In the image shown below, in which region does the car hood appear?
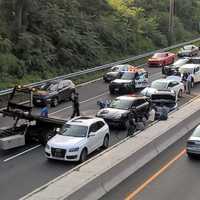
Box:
[149,58,164,62]
[97,108,129,119]
[48,134,85,148]
[112,79,132,84]
[141,87,157,97]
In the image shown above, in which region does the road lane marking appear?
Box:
[125,149,186,200]
[3,145,41,162]
[50,91,109,115]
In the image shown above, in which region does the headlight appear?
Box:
[69,147,80,152]
[45,144,50,150]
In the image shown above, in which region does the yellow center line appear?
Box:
[125,149,186,200]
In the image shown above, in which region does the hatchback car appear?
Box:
[187,125,200,158]
[33,79,75,107]
[45,116,110,162]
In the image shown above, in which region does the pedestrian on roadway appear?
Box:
[70,91,80,119]
[182,72,188,92]
[40,101,48,117]
[186,72,192,94]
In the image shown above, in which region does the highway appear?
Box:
[0,63,199,200]
[100,129,200,200]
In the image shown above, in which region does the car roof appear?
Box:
[67,116,104,126]
[116,95,148,101]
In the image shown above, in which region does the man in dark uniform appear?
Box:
[70,92,80,119]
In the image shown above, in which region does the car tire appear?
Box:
[79,148,88,163]
[102,135,109,149]
[178,89,183,98]
[109,89,114,95]
[187,153,195,159]
[51,97,59,107]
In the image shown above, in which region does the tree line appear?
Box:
[0,0,199,88]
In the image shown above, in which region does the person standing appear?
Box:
[40,102,48,117]
[70,92,80,119]
[182,72,188,93]
[186,72,192,94]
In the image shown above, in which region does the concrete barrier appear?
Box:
[20,96,200,200]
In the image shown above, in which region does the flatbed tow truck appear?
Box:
[0,85,67,150]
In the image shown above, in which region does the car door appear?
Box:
[133,99,149,117]
[194,66,200,82]
[87,123,99,153]
[95,121,107,148]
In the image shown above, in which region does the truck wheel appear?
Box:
[40,130,55,146]
[51,97,58,107]
[79,148,88,163]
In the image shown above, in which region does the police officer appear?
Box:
[70,92,80,119]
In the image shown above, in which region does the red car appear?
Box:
[148,52,176,67]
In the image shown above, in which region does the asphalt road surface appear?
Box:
[0,64,199,200]
[100,129,200,200]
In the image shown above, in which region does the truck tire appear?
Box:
[39,130,55,146]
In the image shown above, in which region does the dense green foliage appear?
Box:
[0,0,199,88]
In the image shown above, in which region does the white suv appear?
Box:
[179,64,200,87]
[45,116,110,162]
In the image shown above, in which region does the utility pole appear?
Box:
[169,0,175,44]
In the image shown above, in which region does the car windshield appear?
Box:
[183,46,192,50]
[151,81,168,90]
[121,72,135,80]
[41,83,58,92]
[152,53,165,58]
[60,124,88,137]
[192,125,200,137]
[173,59,187,66]
[109,98,133,110]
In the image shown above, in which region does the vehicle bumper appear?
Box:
[33,98,51,106]
[45,148,80,161]
[103,76,114,82]
[148,62,163,67]
[186,147,200,155]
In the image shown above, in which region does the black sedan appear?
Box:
[33,79,75,107]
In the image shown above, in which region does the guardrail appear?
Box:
[1,37,200,97]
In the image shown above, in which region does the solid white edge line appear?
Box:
[3,144,41,162]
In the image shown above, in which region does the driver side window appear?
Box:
[89,123,98,133]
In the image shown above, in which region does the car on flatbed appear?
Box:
[103,64,132,82]
[109,67,149,95]
[177,45,199,57]
[45,116,110,162]
[33,79,75,107]
[96,95,150,129]
[148,52,176,67]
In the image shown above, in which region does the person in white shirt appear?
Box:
[186,72,192,94]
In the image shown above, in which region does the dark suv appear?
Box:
[96,95,150,129]
[33,79,75,107]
